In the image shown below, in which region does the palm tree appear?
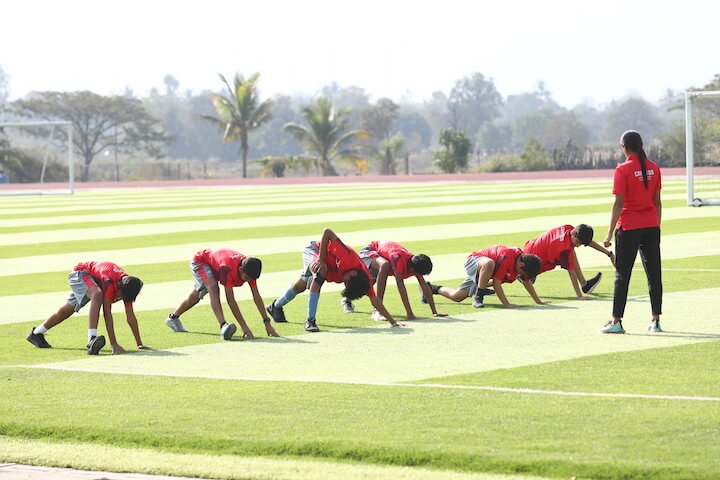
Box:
[203,72,272,178]
[283,98,366,176]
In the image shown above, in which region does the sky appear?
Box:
[1,0,718,109]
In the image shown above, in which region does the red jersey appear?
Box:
[192,248,256,288]
[367,241,415,279]
[469,246,522,284]
[316,239,375,297]
[613,154,662,230]
[74,261,128,303]
[523,225,575,273]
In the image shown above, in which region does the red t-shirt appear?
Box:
[367,241,415,279]
[317,239,376,297]
[74,261,128,304]
[192,248,256,288]
[523,225,575,273]
[613,154,662,230]
[469,246,522,284]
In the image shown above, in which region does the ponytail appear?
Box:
[620,130,648,189]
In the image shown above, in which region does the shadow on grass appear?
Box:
[626,331,720,340]
[327,326,414,335]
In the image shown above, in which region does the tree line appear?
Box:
[1,65,719,182]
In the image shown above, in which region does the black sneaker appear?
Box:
[266,301,287,323]
[421,283,441,304]
[304,318,320,332]
[582,273,602,294]
[87,335,106,355]
[26,330,52,348]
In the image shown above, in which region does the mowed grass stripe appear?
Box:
[0,194,694,246]
[0,206,716,273]
[0,184,617,220]
[25,288,720,386]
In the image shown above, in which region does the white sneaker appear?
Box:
[371,310,386,322]
[165,314,188,332]
[341,297,355,313]
[220,322,237,340]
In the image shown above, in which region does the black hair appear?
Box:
[519,254,541,281]
[241,257,262,280]
[575,224,594,246]
[621,130,648,189]
[410,254,433,275]
[341,269,371,300]
[119,276,143,302]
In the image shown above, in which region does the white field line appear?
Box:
[1,206,717,278]
[15,366,719,402]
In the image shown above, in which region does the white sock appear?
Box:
[33,325,48,335]
[88,329,98,342]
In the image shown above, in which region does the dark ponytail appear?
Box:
[621,130,648,189]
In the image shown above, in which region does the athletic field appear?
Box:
[1,178,719,480]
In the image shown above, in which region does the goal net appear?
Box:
[686,91,720,206]
[0,120,75,195]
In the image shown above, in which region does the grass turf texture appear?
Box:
[1,179,719,480]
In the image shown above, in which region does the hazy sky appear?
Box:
[2,0,717,108]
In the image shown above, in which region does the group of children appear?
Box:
[26,224,615,355]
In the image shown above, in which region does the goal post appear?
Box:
[0,120,74,195]
[686,90,720,206]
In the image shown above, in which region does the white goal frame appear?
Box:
[685,90,720,206]
[0,120,75,195]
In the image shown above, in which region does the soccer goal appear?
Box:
[0,120,74,195]
[686,90,720,206]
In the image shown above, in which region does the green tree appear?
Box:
[434,128,470,173]
[477,122,512,154]
[203,72,273,178]
[284,98,367,176]
[603,97,661,143]
[361,98,400,174]
[448,72,503,139]
[519,137,552,171]
[11,91,169,182]
[0,65,8,104]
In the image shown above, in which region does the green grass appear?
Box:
[1,178,719,480]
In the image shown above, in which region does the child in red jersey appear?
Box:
[524,224,615,299]
[26,261,146,355]
[353,240,447,321]
[424,246,545,308]
[165,249,278,340]
[266,228,403,332]
[601,130,663,334]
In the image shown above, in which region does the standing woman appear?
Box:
[601,130,663,334]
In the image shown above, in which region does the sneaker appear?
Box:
[26,330,52,349]
[165,313,188,332]
[421,283,441,304]
[220,322,237,340]
[341,297,355,314]
[600,321,625,334]
[266,301,287,323]
[582,272,602,294]
[305,318,320,332]
[647,321,662,333]
[472,288,495,308]
[87,335,106,355]
[371,310,386,322]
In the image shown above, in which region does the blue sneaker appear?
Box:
[600,321,625,334]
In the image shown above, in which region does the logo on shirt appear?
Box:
[634,169,655,179]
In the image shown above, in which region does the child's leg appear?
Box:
[173,290,201,317]
[275,278,307,308]
[437,286,470,302]
[36,303,75,333]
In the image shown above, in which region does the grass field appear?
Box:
[1,178,719,480]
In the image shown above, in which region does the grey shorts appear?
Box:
[190,261,215,300]
[300,241,321,289]
[66,270,95,313]
[457,256,482,296]
[358,246,378,282]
